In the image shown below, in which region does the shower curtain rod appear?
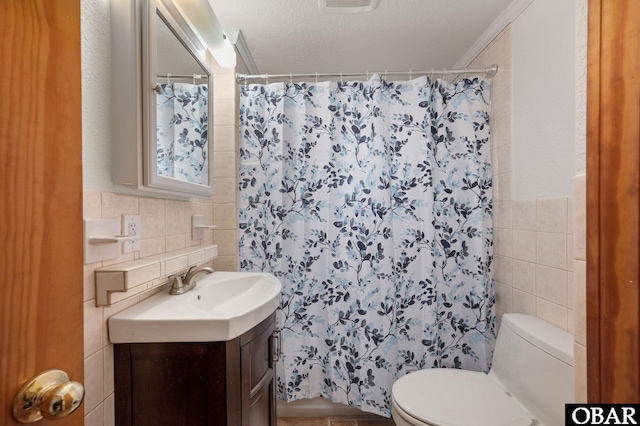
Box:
[235,64,498,83]
[156,74,208,79]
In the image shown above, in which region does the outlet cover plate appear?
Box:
[122,215,141,253]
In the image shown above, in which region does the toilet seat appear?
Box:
[392,369,534,426]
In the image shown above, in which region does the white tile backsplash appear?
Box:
[536,297,568,330]
[104,393,115,426]
[101,193,138,218]
[496,282,513,313]
[536,232,567,269]
[103,344,115,395]
[84,300,104,357]
[573,174,587,261]
[495,201,513,229]
[535,265,568,306]
[536,198,568,233]
[139,236,166,258]
[491,113,512,148]
[213,125,238,153]
[513,199,537,231]
[83,189,102,219]
[165,200,187,234]
[165,233,186,252]
[139,197,166,238]
[494,228,513,257]
[497,144,513,173]
[574,259,587,346]
[512,289,536,315]
[84,403,103,426]
[512,230,537,262]
[512,260,536,294]
[494,255,513,285]
[84,350,104,414]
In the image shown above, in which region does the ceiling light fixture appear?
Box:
[171,0,236,68]
[318,0,379,14]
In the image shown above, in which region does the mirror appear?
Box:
[110,0,214,198]
[145,1,214,196]
[154,14,210,187]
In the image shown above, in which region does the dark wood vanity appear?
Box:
[114,313,276,426]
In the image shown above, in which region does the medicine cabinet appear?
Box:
[111,0,214,198]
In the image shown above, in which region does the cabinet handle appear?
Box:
[272,329,282,362]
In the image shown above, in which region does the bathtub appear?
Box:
[277,397,364,417]
[275,362,365,417]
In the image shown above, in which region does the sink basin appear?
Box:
[109,271,282,343]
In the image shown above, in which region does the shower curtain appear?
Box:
[238,75,495,417]
[156,82,209,185]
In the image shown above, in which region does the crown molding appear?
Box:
[453,0,534,69]
[226,29,260,75]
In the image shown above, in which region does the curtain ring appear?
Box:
[384,70,388,80]
[442,68,446,80]
[340,71,343,84]
[167,72,171,85]
[266,74,269,84]
[315,73,318,84]
[192,74,196,85]
[290,73,293,85]
[409,69,413,80]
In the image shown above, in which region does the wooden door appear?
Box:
[587,0,640,402]
[0,1,84,424]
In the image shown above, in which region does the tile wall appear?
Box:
[211,56,242,272]
[572,174,587,402]
[496,197,575,331]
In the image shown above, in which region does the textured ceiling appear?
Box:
[208,0,514,75]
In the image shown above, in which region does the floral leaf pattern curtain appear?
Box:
[156,82,209,184]
[238,75,495,417]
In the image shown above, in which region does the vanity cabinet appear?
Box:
[114,313,276,426]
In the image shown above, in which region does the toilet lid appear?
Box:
[392,369,534,426]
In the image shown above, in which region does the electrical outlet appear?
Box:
[122,215,141,253]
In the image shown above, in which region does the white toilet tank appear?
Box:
[490,314,574,426]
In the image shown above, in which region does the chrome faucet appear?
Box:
[169,265,214,295]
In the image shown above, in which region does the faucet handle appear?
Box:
[168,273,187,295]
[180,265,196,279]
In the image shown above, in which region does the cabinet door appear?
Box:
[115,342,229,426]
[241,318,276,426]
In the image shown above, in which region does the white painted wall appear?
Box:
[575,0,588,175]
[512,0,576,199]
[82,0,118,193]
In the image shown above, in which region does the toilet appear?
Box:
[391,314,574,426]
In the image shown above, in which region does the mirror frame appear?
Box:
[110,0,215,198]
[143,0,214,197]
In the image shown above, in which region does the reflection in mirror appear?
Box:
[155,12,209,186]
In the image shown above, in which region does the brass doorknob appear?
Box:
[12,369,84,423]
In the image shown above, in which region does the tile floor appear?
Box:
[277,416,395,425]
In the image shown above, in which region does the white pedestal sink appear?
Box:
[109,271,282,343]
